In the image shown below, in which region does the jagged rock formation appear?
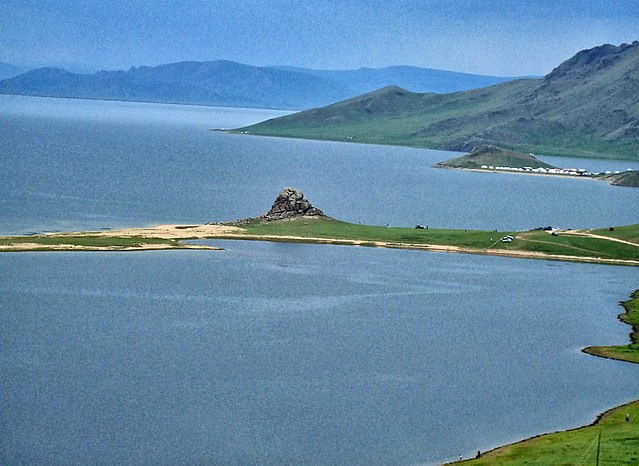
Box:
[261,187,325,221]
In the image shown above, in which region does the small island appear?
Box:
[436,145,639,187]
[437,145,557,171]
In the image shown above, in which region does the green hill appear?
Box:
[437,145,557,169]
[597,170,639,187]
[238,42,639,161]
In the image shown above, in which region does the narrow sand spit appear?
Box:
[0,224,243,251]
[82,223,245,239]
[0,242,218,252]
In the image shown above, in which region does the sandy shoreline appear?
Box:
[0,224,242,252]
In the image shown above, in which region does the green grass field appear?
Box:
[588,225,639,243]
[507,230,639,260]
[243,218,509,248]
[241,219,639,262]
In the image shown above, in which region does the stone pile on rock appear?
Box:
[261,187,325,221]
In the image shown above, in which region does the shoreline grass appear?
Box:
[238,218,639,264]
[583,290,639,364]
[2,220,638,265]
[451,400,639,465]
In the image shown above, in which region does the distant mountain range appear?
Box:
[0,60,518,110]
[239,42,639,161]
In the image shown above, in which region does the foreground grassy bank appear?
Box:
[452,400,638,465]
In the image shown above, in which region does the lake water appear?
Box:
[0,96,638,465]
[1,95,638,235]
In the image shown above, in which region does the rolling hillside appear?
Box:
[240,42,639,161]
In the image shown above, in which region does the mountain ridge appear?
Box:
[0,60,520,110]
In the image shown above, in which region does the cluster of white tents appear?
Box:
[479,165,634,177]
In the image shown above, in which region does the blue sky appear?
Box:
[1,0,637,75]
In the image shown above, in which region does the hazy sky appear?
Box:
[1,0,637,76]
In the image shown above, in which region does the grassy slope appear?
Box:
[240,80,635,160]
[437,145,558,169]
[241,218,639,262]
[238,44,639,161]
[240,81,537,148]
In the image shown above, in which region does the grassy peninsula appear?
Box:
[0,231,216,251]
[597,170,639,188]
[235,218,639,265]
[437,145,639,187]
[3,219,638,267]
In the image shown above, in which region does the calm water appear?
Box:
[1,244,637,464]
[0,96,638,464]
[1,95,638,235]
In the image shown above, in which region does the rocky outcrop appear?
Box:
[261,187,325,221]
[222,187,328,225]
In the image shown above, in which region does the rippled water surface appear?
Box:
[1,96,638,464]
